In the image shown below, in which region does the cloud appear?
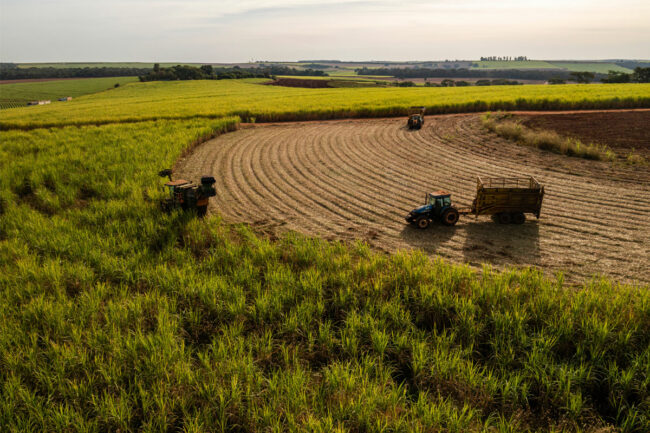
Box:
[1,0,649,62]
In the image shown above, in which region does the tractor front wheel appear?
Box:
[415,216,430,229]
[160,199,172,213]
[441,208,460,226]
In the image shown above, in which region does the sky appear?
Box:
[1,0,649,62]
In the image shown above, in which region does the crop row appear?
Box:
[1,115,649,431]
[1,79,650,129]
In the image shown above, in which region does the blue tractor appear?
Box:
[405,190,460,229]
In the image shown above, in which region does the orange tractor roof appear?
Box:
[165,179,190,186]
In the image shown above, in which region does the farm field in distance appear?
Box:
[2,79,650,128]
[11,59,646,77]
[473,60,559,69]
[0,76,138,109]
[1,78,649,432]
[547,62,633,73]
[473,60,635,73]
[15,62,202,69]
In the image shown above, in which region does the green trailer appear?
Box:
[465,176,545,224]
[406,176,544,227]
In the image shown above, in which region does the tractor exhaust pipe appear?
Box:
[158,169,173,181]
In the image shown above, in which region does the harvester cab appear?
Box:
[407,106,426,130]
[405,190,460,228]
[158,169,216,217]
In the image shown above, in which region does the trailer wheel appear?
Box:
[512,212,526,224]
[415,216,430,229]
[497,212,512,224]
[441,208,459,226]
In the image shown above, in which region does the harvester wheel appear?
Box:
[415,216,430,229]
[197,205,208,217]
[512,212,526,224]
[160,200,172,213]
[441,208,459,226]
[497,212,512,224]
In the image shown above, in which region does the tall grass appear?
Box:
[481,112,616,161]
[1,118,648,432]
[1,80,650,129]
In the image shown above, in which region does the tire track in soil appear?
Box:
[177,115,650,285]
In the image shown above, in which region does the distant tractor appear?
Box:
[405,176,545,228]
[158,169,216,217]
[407,106,426,130]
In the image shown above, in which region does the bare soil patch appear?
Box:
[176,115,650,284]
[266,78,332,88]
[519,110,650,157]
[371,76,547,85]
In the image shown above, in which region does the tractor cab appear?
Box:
[407,106,426,130]
[405,190,460,228]
[164,179,190,196]
[426,191,452,210]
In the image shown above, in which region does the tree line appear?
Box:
[0,63,151,80]
[480,56,528,61]
[392,79,522,88]
[357,66,650,83]
[0,63,329,81]
[138,64,328,81]
[601,67,650,83]
[559,68,650,84]
[356,67,580,81]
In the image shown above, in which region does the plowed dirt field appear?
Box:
[177,114,650,284]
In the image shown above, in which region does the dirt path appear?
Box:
[176,114,650,285]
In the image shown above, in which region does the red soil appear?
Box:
[266,78,332,88]
[518,110,650,155]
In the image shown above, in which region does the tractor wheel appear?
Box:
[497,212,512,224]
[512,212,526,224]
[196,205,208,217]
[415,216,430,229]
[441,208,460,226]
[160,200,172,213]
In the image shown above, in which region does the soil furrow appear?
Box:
[177,115,650,285]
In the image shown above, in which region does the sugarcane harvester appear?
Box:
[407,106,426,130]
[406,176,545,228]
[158,169,216,217]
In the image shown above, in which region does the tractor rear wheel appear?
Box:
[160,199,172,213]
[497,212,512,224]
[441,208,459,226]
[512,212,526,224]
[415,216,430,229]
